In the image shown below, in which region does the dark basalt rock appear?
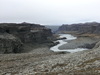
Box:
[57,37,67,40]
[57,22,100,34]
[0,23,52,54]
[0,34,22,53]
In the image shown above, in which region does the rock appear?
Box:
[57,22,100,34]
[94,41,100,48]
[0,23,53,53]
[50,41,59,47]
[57,37,67,40]
[0,33,22,53]
[79,43,96,49]
[59,37,98,50]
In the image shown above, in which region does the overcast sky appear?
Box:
[0,0,100,25]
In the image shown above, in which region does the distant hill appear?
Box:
[45,25,60,33]
[57,22,100,34]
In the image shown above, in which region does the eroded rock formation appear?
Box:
[0,22,52,53]
[57,22,100,34]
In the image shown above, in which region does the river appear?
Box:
[50,34,88,53]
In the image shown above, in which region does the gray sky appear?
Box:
[0,0,100,25]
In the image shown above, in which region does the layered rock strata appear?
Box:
[57,22,100,34]
[0,23,52,53]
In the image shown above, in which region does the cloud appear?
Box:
[0,0,100,25]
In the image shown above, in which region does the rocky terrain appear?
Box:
[59,35,99,50]
[57,22,100,34]
[0,22,100,75]
[0,22,53,53]
[57,22,100,50]
[0,34,100,75]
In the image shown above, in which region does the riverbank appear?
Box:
[1,39,100,75]
[50,34,88,53]
[0,33,100,75]
[59,35,99,50]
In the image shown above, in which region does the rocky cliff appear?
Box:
[57,22,100,34]
[0,22,52,53]
[0,22,100,75]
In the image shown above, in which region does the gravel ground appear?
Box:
[1,45,100,75]
[0,47,66,75]
[0,34,100,75]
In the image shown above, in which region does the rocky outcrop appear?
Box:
[0,33,22,53]
[57,22,100,34]
[0,22,52,53]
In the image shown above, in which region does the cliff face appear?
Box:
[57,22,100,34]
[0,23,52,53]
[0,34,22,54]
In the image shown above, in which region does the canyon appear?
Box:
[57,22,100,34]
[0,22,53,53]
[0,22,100,75]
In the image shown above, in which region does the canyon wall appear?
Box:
[0,23,52,53]
[57,22,100,34]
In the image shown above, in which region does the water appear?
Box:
[50,34,88,53]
